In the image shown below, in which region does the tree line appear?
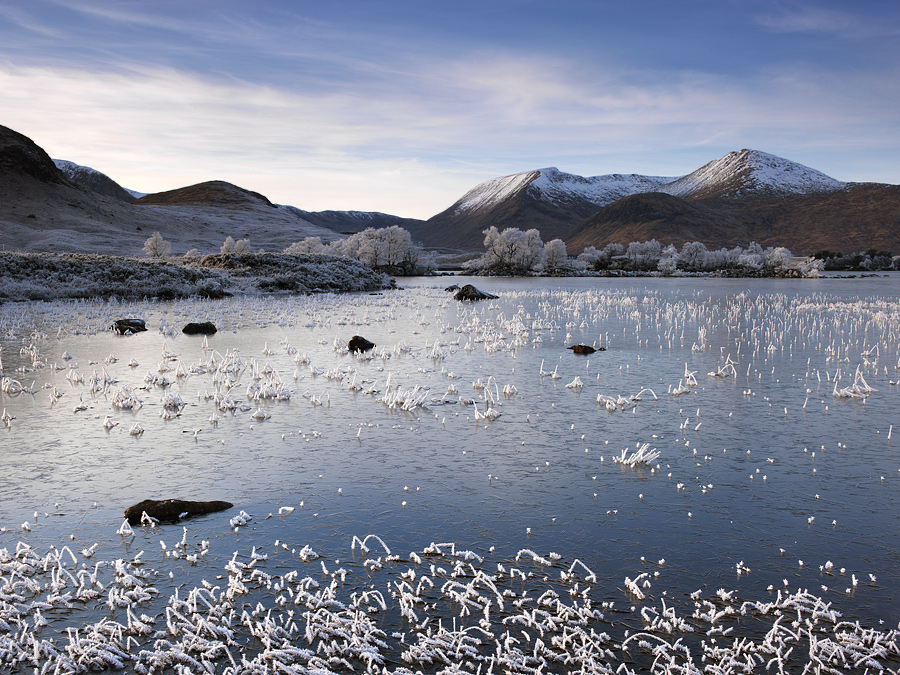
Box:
[144,225,897,278]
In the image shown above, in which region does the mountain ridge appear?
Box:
[2,122,897,257]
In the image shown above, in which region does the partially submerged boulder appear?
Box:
[454,284,497,302]
[348,335,375,352]
[182,321,218,335]
[112,319,147,335]
[568,344,605,355]
[124,498,233,525]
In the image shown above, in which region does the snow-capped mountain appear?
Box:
[428,167,680,249]
[659,149,846,200]
[52,159,137,202]
[424,150,863,251]
[452,167,677,215]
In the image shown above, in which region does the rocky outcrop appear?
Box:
[348,335,375,352]
[112,319,148,335]
[124,499,234,524]
[454,284,498,301]
[567,344,605,355]
[182,321,218,335]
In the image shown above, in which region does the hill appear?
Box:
[0,125,339,256]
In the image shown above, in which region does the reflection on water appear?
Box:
[1,275,899,669]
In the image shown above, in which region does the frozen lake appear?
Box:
[1,275,899,672]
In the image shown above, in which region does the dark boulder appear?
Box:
[568,344,605,355]
[112,319,147,335]
[182,321,218,335]
[124,499,233,525]
[348,335,375,352]
[444,284,460,292]
[454,284,498,301]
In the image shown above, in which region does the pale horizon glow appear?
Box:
[1,0,898,219]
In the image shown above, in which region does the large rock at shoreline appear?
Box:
[124,498,234,524]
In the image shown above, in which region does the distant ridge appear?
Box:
[53,159,135,202]
[2,122,898,257]
[133,180,277,207]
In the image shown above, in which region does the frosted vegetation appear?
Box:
[284,226,435,276]
[0,252,393,302]
[467,227,827,278]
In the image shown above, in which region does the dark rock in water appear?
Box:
[124,499,233,525]
[454,284,498,301]
[568,344,605,355]
[444,284,460,292]
[112,318,147,335]
[348,335,375,352]
[182,321,218,335]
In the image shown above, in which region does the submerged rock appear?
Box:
[182,321,218,335]
[348,335,375,352]
[454,284,498,301]
[124,499,233,524]
[568,344,605,355]
[112,319,147,335]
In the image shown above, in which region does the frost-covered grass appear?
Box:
[0,252,393,301]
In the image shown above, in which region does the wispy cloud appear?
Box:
[2,40,898,216]
[754,3,890,38]
[0,4,64,38]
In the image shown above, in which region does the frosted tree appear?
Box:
[543,239,569,272]
[738,241,765,269]
[657,244,678,275]
[284,237,326,255]
[476,227,545,275]
[320,226,425,274]
[625,239,661,270]
[142,231,171,258]
[765,247,793,271]
[221,236,250,254]
[678,241,709,271]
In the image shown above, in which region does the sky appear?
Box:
[1,0,898,218]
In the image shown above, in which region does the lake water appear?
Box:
[1,275,899,672]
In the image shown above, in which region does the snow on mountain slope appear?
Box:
[659,149,846,199]
[53,158,140,201]
[455,170,541,213]
[530,167,679,206]
[454,167,679,215]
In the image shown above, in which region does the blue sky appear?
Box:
[1,0,898,218]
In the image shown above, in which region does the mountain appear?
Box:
[423,167,677,250]
[567,151,900,254]
[658,149,847,200]
[127,181,341,251]
[421,149,899,255]
[278,206,426,237]
[52,159,136,202]
[0,124,339,255]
